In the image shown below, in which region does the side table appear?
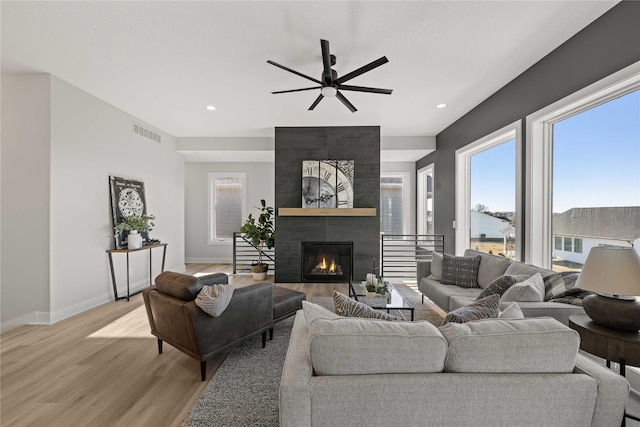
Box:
[106,243,168,301]
[569,314,640,425]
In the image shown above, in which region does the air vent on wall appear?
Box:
[132,123,161,143]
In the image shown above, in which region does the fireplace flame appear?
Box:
[320,257,327,270]
[329,260,336,273]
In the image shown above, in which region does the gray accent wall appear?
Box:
[416,1,640,256]
[275,126,380,282]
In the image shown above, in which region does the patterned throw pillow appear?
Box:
[443,294,500,324]
[441,254,481,288]
[332,291,400,321]
[476,275,518,300]
[195,284,235,317]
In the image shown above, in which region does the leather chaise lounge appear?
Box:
[143,271,273,380]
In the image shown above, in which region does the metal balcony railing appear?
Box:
[232,232,275,274]
[380,234,444,279]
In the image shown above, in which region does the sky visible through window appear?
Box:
[553,89,639,213]
[470,89,639,214]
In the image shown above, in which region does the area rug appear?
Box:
[183,285,444,426]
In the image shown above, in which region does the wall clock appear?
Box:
[302,160,354,208]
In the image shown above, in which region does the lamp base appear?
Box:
[582,294,640,332]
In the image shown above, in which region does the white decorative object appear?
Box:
[127,230,143,249]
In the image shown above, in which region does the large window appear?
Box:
[380,173,409,235]
[208,173,246,243]
[455,122,521,257]
[417,165,434,235]
[528,64,640,269]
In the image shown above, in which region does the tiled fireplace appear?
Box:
[274,126,380,282]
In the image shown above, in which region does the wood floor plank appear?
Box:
[0,264,346,427]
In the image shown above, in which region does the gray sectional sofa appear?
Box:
[418,249,585,325]
[279,301,629,427]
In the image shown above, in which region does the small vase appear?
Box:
[127,230,143,249]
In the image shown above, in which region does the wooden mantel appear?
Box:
[278,208,377,217]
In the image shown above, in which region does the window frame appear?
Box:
[417,164,435,236]
[455,121,522,257]
[207,172,247,244]
[380,172,411,236]
[526,61,640,268]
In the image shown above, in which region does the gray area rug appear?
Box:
[183,286,444,426]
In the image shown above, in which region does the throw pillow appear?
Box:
[332,291,400,321]
[501,273,545,302]
[427,251,444,280]
[543,271,580,301]
[443,294,500,324]
[476,275,518,300]
[441,254,481,288]
[498,302,525,319]
[195,284,235,317]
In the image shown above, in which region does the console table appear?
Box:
[569,314,640,425]
[106,243,167,301]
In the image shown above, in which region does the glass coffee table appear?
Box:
[348,280,414,320]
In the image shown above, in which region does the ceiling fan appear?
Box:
[267,39,392,113]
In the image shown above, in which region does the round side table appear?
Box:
[569,314,640,425]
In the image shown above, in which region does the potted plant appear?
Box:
[240,200,275,280]
[114,213,156,249]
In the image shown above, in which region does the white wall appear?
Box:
[1,74,185,331]
[1,74,52,326]
[381,162,416,234]
[185,162,274,263]
[470,211,510,239]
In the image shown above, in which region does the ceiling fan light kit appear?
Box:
[268,39,392,112]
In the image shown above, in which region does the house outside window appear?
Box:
[563,237,572,252]
[380,173,409,236]
[554,236,562,250]
[574,238,583,254]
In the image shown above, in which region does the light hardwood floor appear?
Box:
[0,264,346,427]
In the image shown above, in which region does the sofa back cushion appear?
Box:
[439,317,579,373]
[504,260,555,279]
[155,271,203,301]
[308,318,447,376]
[463,249,511,288]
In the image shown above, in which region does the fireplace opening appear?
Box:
[301,242,353,282]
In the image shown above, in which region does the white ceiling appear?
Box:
[1,1,618,162]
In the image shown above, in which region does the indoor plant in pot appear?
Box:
[114,213,156,249]
[240,199,275,280]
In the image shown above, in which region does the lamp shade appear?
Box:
[576,246,640,296]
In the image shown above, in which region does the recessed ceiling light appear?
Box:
[206,105,216,111]
[436,103,447,109]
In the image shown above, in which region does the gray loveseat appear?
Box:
[418,249,585,325]
[280,302,629,427]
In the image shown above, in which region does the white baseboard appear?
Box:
[185,257,232,264]
[1,264,187,334]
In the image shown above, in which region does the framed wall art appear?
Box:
[302,160,354,208]
[109,176,147,248]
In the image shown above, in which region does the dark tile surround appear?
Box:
[274,126,381,282]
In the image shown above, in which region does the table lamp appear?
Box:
[575,246,640,332]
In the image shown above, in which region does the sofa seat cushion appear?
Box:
[308,317,447,376]
[421,278,482,311]
[439,317,579,373]
[463,249,511,288]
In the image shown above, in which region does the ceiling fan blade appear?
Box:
[335,56,389,84]
[308,94,324,110]
[338,84,393,95]
[321,39,333,85]
[267,60,323,85]
[271,86,321,94]
[336,91,357,113]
